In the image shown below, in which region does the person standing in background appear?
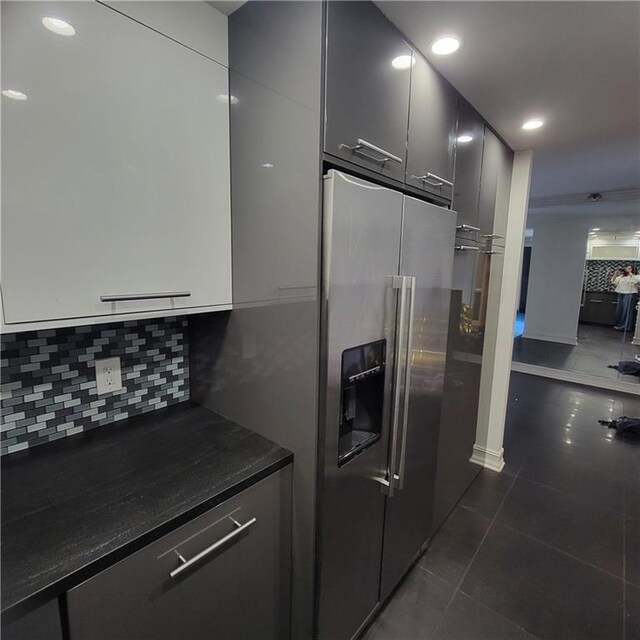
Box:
[611,265,640,331]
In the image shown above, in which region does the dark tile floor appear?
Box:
[363,373,640,640]
[512,323,638,383]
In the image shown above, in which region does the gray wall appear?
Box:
[524,219,590,344]
[189,3,323,638]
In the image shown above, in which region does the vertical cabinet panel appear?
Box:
[67,468,292,640]
[324,1,411,184]
[405,53,458,201]
[477,127,503,236]
[1,1,231,324]
[452,99,485,231]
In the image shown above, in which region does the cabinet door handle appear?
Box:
[455,245,481,252]
[339,138,403,165]
[457,224,481,232]
[412,172,454,188]
[100,291,191,302]
[480,233,505,239]
[590,300,603,304]
[170,516,257,579]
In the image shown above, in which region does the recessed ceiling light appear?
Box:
[261,163,274,169]
[431,36,460,55]
[42,17,75,36]
[457,134,473,143]
[391,55,415,70]
[2,89,27,101]
[522,118,544,130]
[216,94,239,105]
[591,228,600,231]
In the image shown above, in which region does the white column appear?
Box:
[633,299,640,346]
[472,150,533,472]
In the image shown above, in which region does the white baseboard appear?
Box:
[520,331,578,346]
[511,361,640,395]
[470,444,505,472]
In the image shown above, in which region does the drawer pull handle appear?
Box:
[100,291,191,302]
[457,224,480,232]
[412,172,454,188]
[170,516,257,579]
[339,138,403,165]
[454,245,481,252]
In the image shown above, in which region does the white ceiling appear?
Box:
[376,1,640,199]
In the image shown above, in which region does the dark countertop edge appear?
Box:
[1,452,292,622]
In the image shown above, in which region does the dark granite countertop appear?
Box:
[1,402,292,621]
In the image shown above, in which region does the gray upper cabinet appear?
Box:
[452,99,485,233]
[405,52,458,201]
[324,1,411,184]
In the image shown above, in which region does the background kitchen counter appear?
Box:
[1,402,292,621]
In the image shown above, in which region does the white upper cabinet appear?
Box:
[1,1,231,327]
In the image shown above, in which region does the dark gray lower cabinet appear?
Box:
[580,291,618,325]
[67,467,292,640]
[1,599,63,640]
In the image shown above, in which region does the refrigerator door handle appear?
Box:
[382,275,407,498]
[397,276,416,490]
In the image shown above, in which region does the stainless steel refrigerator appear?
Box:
[317,170,456,640]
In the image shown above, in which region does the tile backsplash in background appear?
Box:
[1,317,189,455]
[584,259,640,292]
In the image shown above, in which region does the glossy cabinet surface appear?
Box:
[67,467,292,640]
[580,291,618,325]
[452,99,485,231]
[324,0,411,184]
[477,127,504,236]
[1,1,231,324]
[405,52,458,200]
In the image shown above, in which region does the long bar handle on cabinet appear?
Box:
[412,172,454,188]
[170,516,257,579]
[397,276,416,491]
[384,275,407,498]
[101,291,191,302]
[454,245,481,252]
[339,138,403,165]
[457,224,481,232]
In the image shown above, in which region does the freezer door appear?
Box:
[380,195,456,599]
[318,170,403,640]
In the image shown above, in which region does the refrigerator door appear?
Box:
[318,170,403,640]
[380,195,456,599]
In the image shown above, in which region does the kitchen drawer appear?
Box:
[67,466,292,640]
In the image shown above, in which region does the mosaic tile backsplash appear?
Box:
[584,259,640,292]
[1,317,189,455]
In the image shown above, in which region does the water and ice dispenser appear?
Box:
[338,340,386,466]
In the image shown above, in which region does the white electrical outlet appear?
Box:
[95,357,123,395]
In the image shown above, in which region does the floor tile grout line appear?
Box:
[516,471,627,517]
[430,470,518,638]
[495,519,626,584]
